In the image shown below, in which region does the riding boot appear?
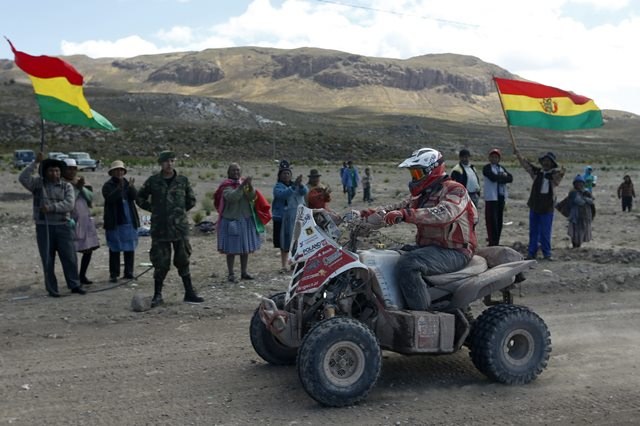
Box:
[182,274,204,304]
[151,279,164,307]
[123,251,135,279]
[109,250,120,282]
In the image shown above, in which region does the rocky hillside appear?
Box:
[0,47,638,163]
[0,47,511,123]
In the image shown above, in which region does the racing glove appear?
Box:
[360,208,377,218]
[384,210,404,225]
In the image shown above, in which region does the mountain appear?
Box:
[0,47,637,162]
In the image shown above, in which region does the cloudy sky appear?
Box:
[2,0,638,114]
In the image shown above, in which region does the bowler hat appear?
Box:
[538,152,558,168]
[308,169,322,178]
[108,160,127,175]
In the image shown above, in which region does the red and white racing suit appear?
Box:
[385,177,478,309]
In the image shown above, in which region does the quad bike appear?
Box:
[250,205,551,407]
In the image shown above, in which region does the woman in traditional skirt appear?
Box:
[214,163,262,283]
[102,160,140,282]
[62,159,100,284]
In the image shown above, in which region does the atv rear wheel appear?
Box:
[297,317,381,407]
[469,304,551,384]
[250,292,297,365]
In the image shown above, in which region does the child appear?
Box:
[362,167,373,203]
[617,175,635,212]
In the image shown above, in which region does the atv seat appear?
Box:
[426,255,488,287]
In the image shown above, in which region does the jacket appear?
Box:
[386,178,478,258]
[517,154,565,214]
[271,181,308,220]
[102,177,140,230]
[136,170,195,241]
[482,163,513,201]
[450,162,480,193]
[19,161,74,225]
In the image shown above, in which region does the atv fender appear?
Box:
[449,260,536,309]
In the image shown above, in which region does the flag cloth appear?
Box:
[494,77,602,131]
[7,39,117,131]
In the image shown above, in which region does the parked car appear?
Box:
[67,152,98,171]
[48,152,69,161]
[13,149,35,169]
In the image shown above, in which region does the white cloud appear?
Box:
[61,35,164,58]
[156,26,193,44]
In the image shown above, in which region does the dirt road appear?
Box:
[2,288,639,425]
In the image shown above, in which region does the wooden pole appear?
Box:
[493,77,518,153]
[40,118,45,153]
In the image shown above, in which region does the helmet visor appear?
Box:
[409,168,426,181]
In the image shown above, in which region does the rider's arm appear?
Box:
[403,183,470,227]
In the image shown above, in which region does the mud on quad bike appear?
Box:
[250,205,551,407]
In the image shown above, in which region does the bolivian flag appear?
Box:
[8,39,116,131]
[494,77,602,131]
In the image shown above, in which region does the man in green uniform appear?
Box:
[136,151,204,306]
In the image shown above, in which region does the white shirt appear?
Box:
[462,164,480,193]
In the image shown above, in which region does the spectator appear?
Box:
[482,149,513,246]
[272,160,308,272]
[102,160,140,283]
[582,166,597,193]
[19,152,85,297]
[136,151,204,306]
[214,163,262,283]
[306,169,332,209]
[62,159,99,284]
[362,167,373,203]
[515,149,565,260]
[340,161,348,194]
[341,160,360,206]
[450,148,481,207]
[566,174,595,248]
[617,175,635,212]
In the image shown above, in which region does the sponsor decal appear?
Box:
[305,227,314,236]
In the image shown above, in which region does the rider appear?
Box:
[364,148,478,310]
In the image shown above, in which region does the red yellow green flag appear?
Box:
[494,77,602,131]
[7,39,117,131]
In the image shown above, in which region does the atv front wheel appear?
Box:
[249,292,297,365]
[297,317,381,407]
[469,304,551,384]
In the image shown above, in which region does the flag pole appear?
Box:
[493,77,519,153]
[40,118,45,153]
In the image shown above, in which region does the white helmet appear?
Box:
[399,148,446,196]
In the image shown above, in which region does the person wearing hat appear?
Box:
[102,160,140,283]
[305,168,332,209]
[62,158,100,284]
[515,148,566,260]
[19,152,86,297]
[482,148,513,246]
[450,149,481,207]
[272,160,308,272]
[566,174,595,248]
[136,151,204,306]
